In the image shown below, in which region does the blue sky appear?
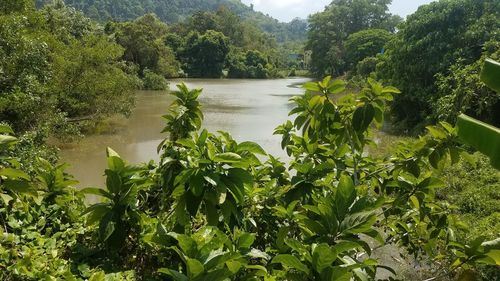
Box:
[240,0,436,22]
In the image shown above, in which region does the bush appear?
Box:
[356,56,378,77]
[1,79,498,280]
[142,69,168,90]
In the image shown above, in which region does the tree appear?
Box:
[306,0,401,76]
[114,13,180,78]
[0,0,34,14]
[0,2,139,134]
[182,30,229,78]
[0,11,52,131]
[344,28,392,69]
[228,50,270,78]
[379,0,499,130]
[50,34,138,119]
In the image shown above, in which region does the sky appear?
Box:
[240,0,436,22]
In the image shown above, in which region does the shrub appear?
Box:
[142,69,168,90]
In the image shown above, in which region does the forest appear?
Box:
[0,0,499,280]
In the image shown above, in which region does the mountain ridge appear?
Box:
[36,0,307,42]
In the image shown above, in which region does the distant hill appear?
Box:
[36,0,307,42]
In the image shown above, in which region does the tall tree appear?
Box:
[182,30,229,78]
[379,0,500,129]
[307,0,401,76]
[113,13,180,78]
[344,28,392,69]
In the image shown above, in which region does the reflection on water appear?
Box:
[60,77,310,188]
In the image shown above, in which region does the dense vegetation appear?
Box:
[306,0,401,77]
[106,7,293,80]
[0,0,139,136]
[35,0,308,43]
[2,73,499,279]
[1,0,499,280]
[307,0,499,131]
[0,0,301,138]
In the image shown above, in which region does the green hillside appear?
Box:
[36,0,307,42]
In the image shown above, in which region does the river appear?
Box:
[60,77,310,188]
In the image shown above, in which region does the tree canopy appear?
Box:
[306,0,401,77]
[181,30,230,78]
[379,0,500,129]
[0,2,138,134]
[35,0,308,43]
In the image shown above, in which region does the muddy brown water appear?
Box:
[59,77,311,188]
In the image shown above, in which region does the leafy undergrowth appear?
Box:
[1,78,499,280]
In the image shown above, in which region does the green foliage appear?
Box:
[455,58,500,169]
[0,3,139,136]
[379,0,499,129]
[435,54,500,126]
[161,83,203,142]
[2,76,499,280]
[355,56,379,77]
[36,0,307,44]
[344,29,392,70]
[1,0,34,14]
[307,0,401,76]
[142,69,169,90]
[83,148,153,248]
[50,34,138,120]
[228,50,271,79]
[440,153,500,239]
[182,30,230,78]
[112,13,181,78]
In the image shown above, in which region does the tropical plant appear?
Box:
[379,0,499,129]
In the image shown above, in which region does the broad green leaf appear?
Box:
[99,212,116,241]
[426,126,447,139]
[0,135,17,147]
[0,194,13,205]
[332,241,362,254]
[213,153,242,163]
[481,58,500,93]
[107,156,125,172]
[352,104,375,132]
[236,141,266,155]
[106,147,120,158]
[187,259,204,279]
[0,168,30,180]
[271,254,310,274]
[456,114,500,169]
[303,82,321,92]
[335,174,356,221]
[2,179,34,193]
[312,244,338,273]
[105,170,122,194]
[328,79,346,94]
[158,269,189,281]
[190,173,205,196]
[170,233,197,257]
[484,250,500,265]
[81,188,114,200]
[340,212,377,235]
[237,233,256,249]
[226,260,242,274]
[321,266,352,281]
[89,271,106,281]
[0,125,14,134]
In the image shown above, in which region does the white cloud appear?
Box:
[240,0,435,22]
[241,0,330,22]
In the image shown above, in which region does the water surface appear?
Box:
[60,78,310,188]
